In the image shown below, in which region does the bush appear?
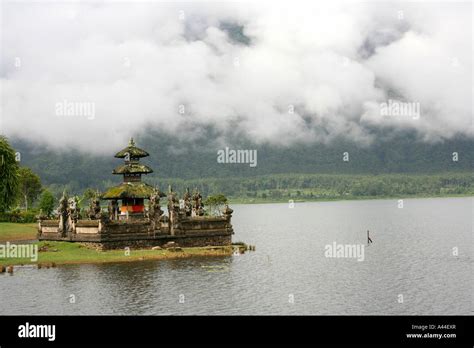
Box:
[39,190,55,217]
[204,194,228,216]
[0,210,39,223]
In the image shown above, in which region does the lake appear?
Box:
[0,197,472,315]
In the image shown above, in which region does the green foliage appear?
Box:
[17,166,42,211]
[153,173,474,202]
[9,132,474,202]
[82,188,97,199]
[11,133,474,193]
[204,194,228,205]
[204,194,228,216]
[0,136,20,212]
[39,190,55,217]
[35,172,474,204]
[76,188,93,208]
[0,210,38,223]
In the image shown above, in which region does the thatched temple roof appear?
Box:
[103,138,156,200]
[102,182,155,200]
[112,163,153,175]
[114,138,149,159]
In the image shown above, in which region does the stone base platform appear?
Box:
[38,216,234,250]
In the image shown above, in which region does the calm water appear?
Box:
[1,197,472,315]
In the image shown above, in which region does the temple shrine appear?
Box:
[37,139,234,250]
[102,138,155,217]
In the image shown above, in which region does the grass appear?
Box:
[0,222,234,266]
[0,241,233,267]
[0,222,37,242]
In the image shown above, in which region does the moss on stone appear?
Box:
[102,182,155,199]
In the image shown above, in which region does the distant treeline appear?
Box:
[12,131,474,193]
[151,173,474,201]
[11,129,474,202]
[46,172,474,202]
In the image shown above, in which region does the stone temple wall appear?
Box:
[38,216,233,249]
[81,235,232,251]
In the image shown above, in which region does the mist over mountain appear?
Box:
[1,1,472,155]
[2,1,472,195]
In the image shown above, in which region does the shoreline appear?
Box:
[0,241,240,267]
[228,193,474,205]
[0,194,471,241]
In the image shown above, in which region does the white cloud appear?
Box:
[0,1,471,153]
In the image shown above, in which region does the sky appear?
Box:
[0,0,472,153]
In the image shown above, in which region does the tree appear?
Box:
[80,188,98,208]
[82,188,97,200]
[17,167,42,211]
[0,136,20,212]
[204,194,228,216]
[39,190,55,217]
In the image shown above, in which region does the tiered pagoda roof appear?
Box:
[114,138,150,159]
[112,163,153,175]
[102,182,154,199]
[102,138,155,200]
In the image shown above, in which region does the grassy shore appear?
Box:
[0,223,235,266]
[0,241,233,267]
[0,222,37,241]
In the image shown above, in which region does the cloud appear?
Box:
[0,1,471,153]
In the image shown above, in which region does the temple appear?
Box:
[38,139,234,250]
[102,138,155,217]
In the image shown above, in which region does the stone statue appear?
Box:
[107,201,113,220]
[223,204,233,223]
[67,197,80,233]
[107,200,113,220]
[57,191,69,236]
[88,194,102,220]
[74,196,82,220]
[192,189,204,216]
[167,185,173,219]
[149,188,164,229]
[108,200,119,220]
[183,187,192,217]
[167,185,181,227]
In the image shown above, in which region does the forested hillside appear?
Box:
[11,129,473,197]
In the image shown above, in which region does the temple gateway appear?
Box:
[38,139,234,250]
